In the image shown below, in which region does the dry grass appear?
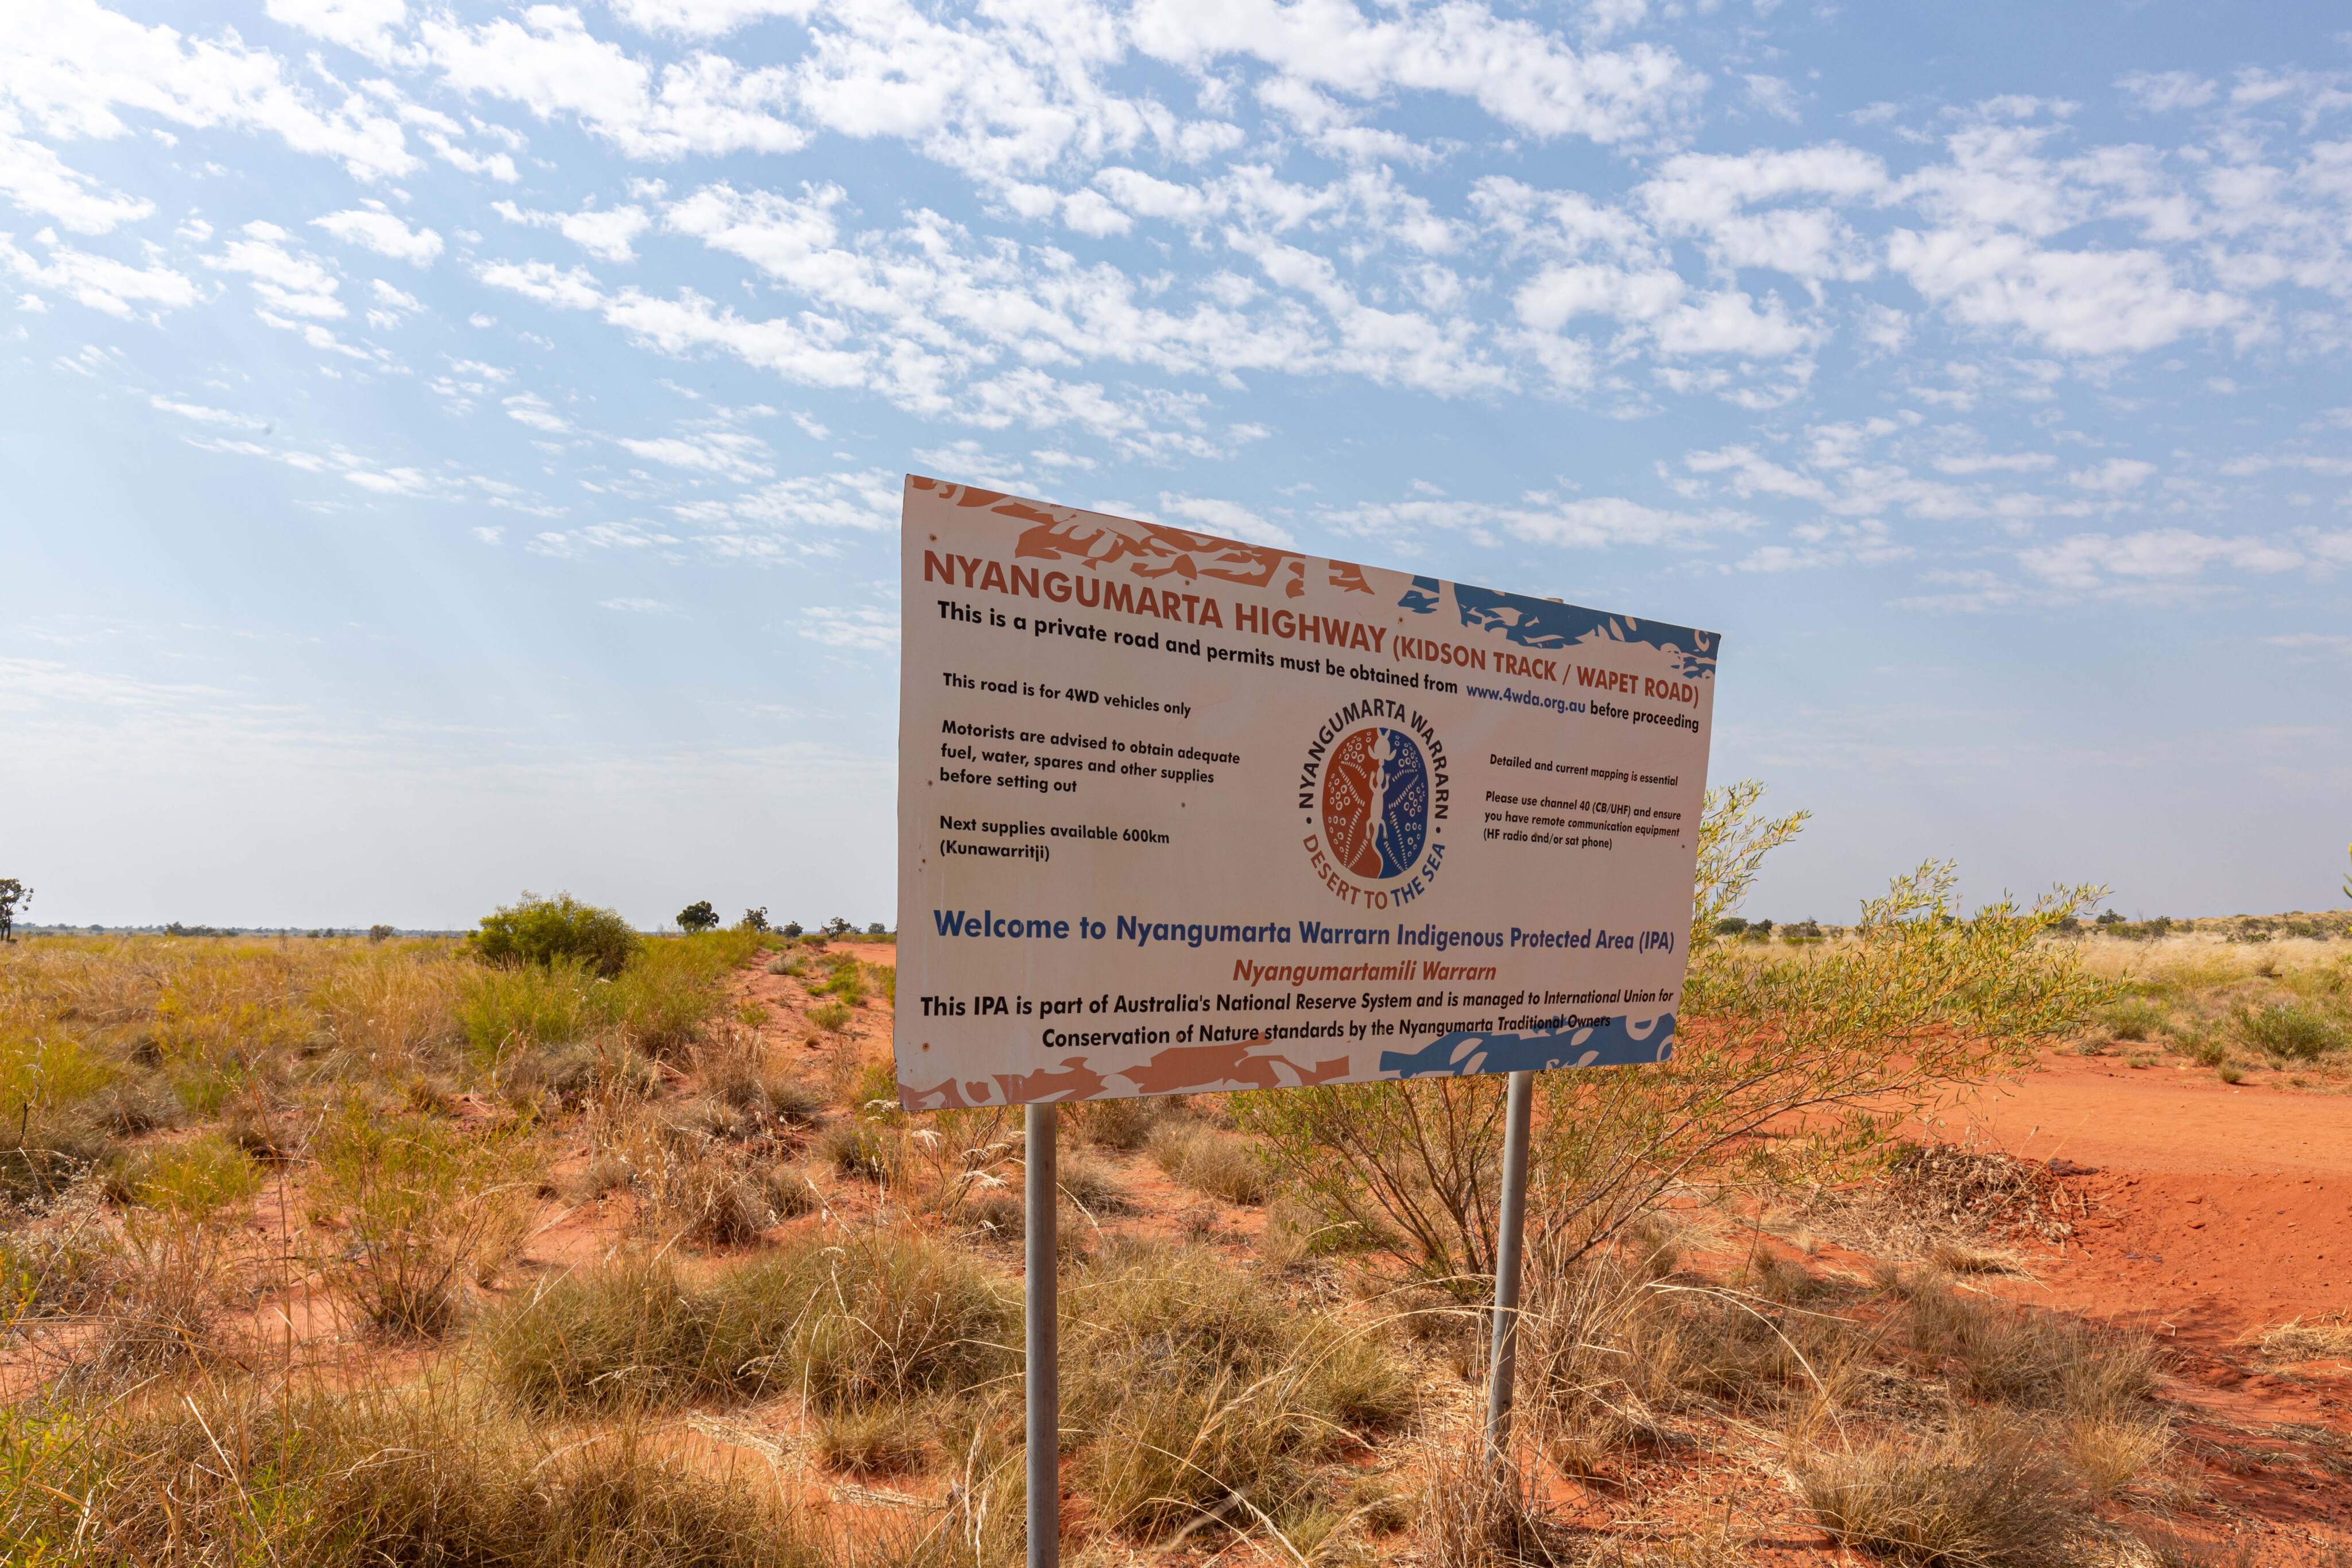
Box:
[1054,1150,1131,1214]
[1884,1143,2082,1247]
[1420,1438,1567,1567]
[482,1229,1016,1415]
[2068,1411,2174,1501]
[1071,1095,1161,1150]
[1149,1121,1270,1205]
[1905,1283,2157,1415]
[0,1374,831,1567]
[1058,1239,1413,1542]
[1796,1414,2082,1566]
[2252,1318,2352,1362]
[812,1400,929,1476]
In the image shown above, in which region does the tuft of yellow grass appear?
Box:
[2254,1319,2352,1362]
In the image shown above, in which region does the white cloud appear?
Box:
[149,395,266,429]
[1514,261,1810,361]
[1128,0,1704,145]
[1330,493,1759,551]
[1156,493,1296,548]
[2020,528,2304,589]
[1743,74,1801,124]
[312,206,443,265]
[2067,458,2154,493]
[2117,71,2216,114]
[205,220,346,319]
[1933,451,2053,475]
[476,257,606,310]
[346,465,429,494]
[1683,444,1834,502]
[503,391,571,432]
[492,199,651,262]
[0,232,196,317]
[4,0,420,180]
[607,0,818,35]
[799,604,898,649]
[1060,188,1132,238]
[1635,145,1886,281]
[693,469,902,535]
[617,429,773,480]
[2261,632,2350,654]
[417,6,804,160]
[0,114,153,233]
[1890,226,2244,355]
[264,0,409,57]
[599,595,675,611]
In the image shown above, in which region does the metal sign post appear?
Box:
[1024,1102,1058,1568]
[1483,1068,1535,1465]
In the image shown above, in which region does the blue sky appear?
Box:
[3,0,2347,931]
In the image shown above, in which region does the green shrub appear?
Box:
[468,892,640,978]
[2099,997,2169,1043]
[312,1098,536,1337]
[1239,791,2103,1293]
[118,1132,262,1222]
[816,967,868,1005]
[459,959,604,1054]
[2235,1002,2345,1062]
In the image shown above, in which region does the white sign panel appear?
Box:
[894,477,1719,1109]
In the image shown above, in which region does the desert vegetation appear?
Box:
[1,832,2347,1566]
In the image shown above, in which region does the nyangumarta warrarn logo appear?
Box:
[1298,700,1446,910]
[1322,725,1429,880]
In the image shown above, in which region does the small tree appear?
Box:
[676,900,720,933]
[822,916,853,938]
[1239,781,2106,1292]
[0,879,28,943]
[368,923,396,943]
[739,906,770,933]
[470,891,641,978]
[866,922,888,936]
[780,921,804,938]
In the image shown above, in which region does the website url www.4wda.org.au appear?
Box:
[1464,683,1702,734]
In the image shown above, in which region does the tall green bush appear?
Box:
[467,892,640,978]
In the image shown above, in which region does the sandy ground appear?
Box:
[1910,1056,2352,1561]
[1937,1056,2352,1342]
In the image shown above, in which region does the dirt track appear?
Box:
[1936,1056,2352,1347]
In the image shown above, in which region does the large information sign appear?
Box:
[895,476,1719,1110]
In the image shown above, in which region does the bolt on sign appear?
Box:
[895,475,1720,1109]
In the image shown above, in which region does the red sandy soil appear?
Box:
[1937,1055,2352,1344]
[1919,1056,2352,1562]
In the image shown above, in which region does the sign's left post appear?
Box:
[1023,1101,1058,1568]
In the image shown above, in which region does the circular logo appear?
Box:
[1320,724,1430,882]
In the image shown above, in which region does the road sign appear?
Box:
[896,475,1720,1109]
